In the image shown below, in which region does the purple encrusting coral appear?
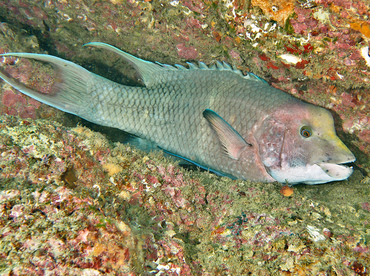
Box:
[0,0,370,274]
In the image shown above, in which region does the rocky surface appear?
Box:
[0,114,369,275]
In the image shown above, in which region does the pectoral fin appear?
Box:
[203,109,251,160]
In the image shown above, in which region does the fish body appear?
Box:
[0,43,355,184]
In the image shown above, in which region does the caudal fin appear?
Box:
[0,53,93,116]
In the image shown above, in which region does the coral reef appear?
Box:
[0,0,369,274]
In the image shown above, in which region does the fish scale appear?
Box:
[0,42,355,184]
[87,67,294,180]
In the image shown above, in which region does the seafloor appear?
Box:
[0,0,369,275]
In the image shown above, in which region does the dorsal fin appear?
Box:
[84,42,174,87]
[84,42,268,86]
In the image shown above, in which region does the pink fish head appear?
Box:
[255,102,355,184]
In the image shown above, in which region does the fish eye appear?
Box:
[300,126,312,138]
[272,6,279,12]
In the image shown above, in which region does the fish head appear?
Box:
[255,102,355,184]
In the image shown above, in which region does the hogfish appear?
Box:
[0,42,355,184]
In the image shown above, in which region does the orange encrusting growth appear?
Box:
[280,185,294,197]
[251,0,294,26]
[349,20,370,38]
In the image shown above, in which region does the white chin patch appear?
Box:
[269,163,353,185]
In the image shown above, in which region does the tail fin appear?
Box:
[0,53,93,116]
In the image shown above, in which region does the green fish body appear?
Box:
[0,43,355,184]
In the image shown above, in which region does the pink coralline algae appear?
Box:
[176,43,198,60]
[1,89,38,119]
[362,202,370,212]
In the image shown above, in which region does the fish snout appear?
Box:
[315,138,355,182]
[325,137,356,164]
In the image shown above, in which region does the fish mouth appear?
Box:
[266,159,355,185]
[301,159,355,185]
[316,161,354,180]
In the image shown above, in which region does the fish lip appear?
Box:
[267,160,355,185]
[316,161,354,180]
[317,154,356,170]
[317,160,355,169]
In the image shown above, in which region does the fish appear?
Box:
[0,42,356,184]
